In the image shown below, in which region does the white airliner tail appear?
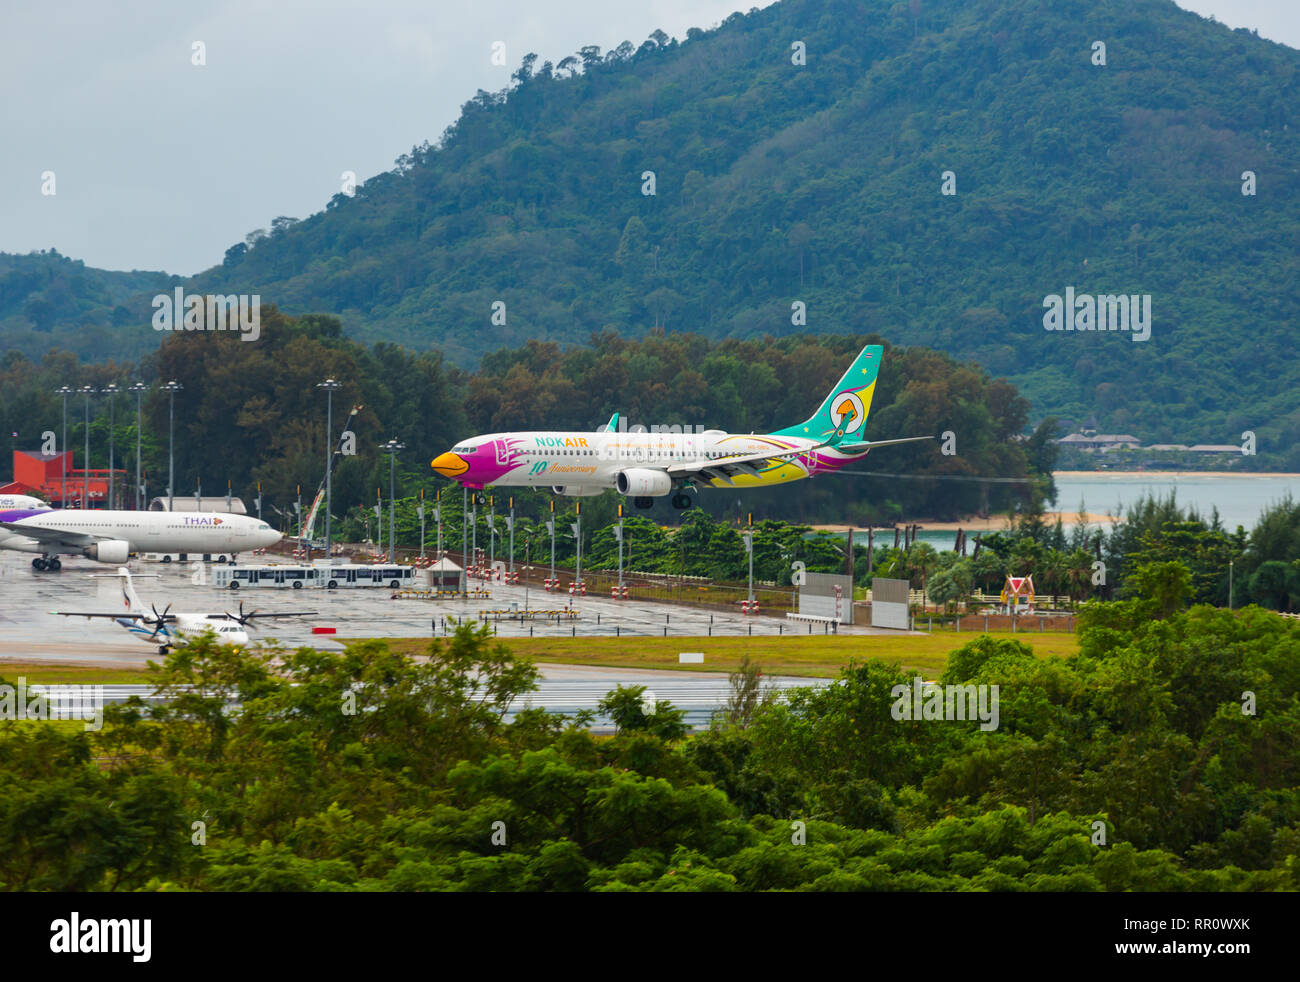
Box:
[117,567,146,616]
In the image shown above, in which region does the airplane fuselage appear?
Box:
[0,508,281,558]
[435,429,869,492]
[115,614,251,647]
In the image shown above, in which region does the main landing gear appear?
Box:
[634,493,692,509]
[31,556,62,571]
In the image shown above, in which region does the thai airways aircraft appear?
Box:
[0,494,48,511]
[430,343,931,509]
[50,568,314,654]
[0,508,281,571]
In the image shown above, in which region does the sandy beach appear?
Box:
[809,511,1120,533]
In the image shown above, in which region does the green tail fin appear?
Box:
[773,344,882,444]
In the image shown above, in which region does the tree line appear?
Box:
[0,316,1051,524]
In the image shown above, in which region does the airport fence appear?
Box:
[865,609,1078,633]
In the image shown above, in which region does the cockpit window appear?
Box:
[452,445,476,454]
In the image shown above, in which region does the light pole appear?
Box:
[78,385,94,508]
[55,385,72,508]
[419,489,427,561]
[507,497,515,575]
[571,501,582,595]
[317,378,342,557]
[101,383,119,509]
[381,439,405,562]
[744,513,755,605]
[615,503,624,591]
[1229,560,1234,611]
[129,382,146,509]
[461,485,468,566]
[547,498,556,585]
[161,380,182,511]
[434,490,442,561]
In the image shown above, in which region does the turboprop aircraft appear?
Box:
[430,343,931,509]
[50,567,315,654]
[0,507,281,571]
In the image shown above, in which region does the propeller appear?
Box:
[144,602,173,639]
[221,601,260,629]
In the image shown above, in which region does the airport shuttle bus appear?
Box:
[321,564,416,589]
[144,551,237,564]
[214,565,322,590]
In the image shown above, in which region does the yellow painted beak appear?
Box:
[431,451,469,478]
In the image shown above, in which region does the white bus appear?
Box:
[213,565,322,590]
[320,564,416,589]
[143,551,237,564]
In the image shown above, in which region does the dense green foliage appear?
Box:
[3,574,1298,891]
[850,492,1300,612]
[0,251,172,363]
[3,0,1297,458]
[0,319,1048,522]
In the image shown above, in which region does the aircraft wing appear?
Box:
[663,434,935,485]
[0,520,98,547]
[665,441,831,485]
[204,612,317,621]
[49,611,168,621]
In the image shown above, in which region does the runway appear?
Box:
[18,670,830,731]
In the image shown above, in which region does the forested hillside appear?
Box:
[3,0,1298,452]
[0,251,172,361]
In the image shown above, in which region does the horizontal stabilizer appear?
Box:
[836,435,935,454]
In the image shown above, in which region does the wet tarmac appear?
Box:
[0,554,892,664]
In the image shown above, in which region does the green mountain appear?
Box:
[0,251,173,361]
[3,0,1298,456]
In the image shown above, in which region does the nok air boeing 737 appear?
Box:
[431,344,932,509]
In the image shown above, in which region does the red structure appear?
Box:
[0,450,126,508]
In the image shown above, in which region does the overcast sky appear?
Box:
[2,0,1295,276]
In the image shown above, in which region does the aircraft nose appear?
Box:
[431,451,469,478]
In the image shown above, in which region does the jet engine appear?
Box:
[551,486,602,496]
[83,540,131,564]
[616,468,672,497]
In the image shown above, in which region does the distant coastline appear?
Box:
[1053,470,1300,479]
[809,511,1120,533]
